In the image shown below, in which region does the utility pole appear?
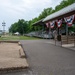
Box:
[2,21,6,35]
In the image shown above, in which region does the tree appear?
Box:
[38,7,53,20]
[9,19,29,35]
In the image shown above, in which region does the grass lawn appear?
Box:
[19,36,40,40]
[0,35,40,41]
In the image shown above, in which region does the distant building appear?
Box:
[14,32,20,36]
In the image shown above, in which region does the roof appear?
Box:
[32,19,44,26]
[14,32,19,35]
[43,3,75,22]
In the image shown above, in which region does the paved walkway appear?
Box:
[2,39,75,75]
[0,42,28,73]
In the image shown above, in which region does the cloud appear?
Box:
[0,0,62,31]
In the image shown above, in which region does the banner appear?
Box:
[64,15,74,26]
[56,19,62,28]
[49,21,55,28]
[46,22,49,28]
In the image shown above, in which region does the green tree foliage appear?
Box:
[38,7,53,20]
[55,0,75,12]
[29,17,38,32]
[9,19,29,35]
[9,22,18,33]
[9,0,75,33]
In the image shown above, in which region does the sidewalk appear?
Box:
[46,39,61,46]
[46,39,75,51]
[62,43,75,50]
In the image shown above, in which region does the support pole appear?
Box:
[42,24,44,39]
[49,24,51,39]
[74,23,75,47]
[66,24,68,44]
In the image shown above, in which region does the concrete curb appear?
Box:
[0,66,29,74]
[0,40,19,43]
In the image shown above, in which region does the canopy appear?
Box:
[43,3,75,22]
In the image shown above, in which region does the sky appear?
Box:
[0,0,62,31]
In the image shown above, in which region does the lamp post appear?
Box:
[2,21,6,35]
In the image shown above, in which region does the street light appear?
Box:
[2,21,6,35]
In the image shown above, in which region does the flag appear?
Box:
[64,15,74,26]
[56,19,62,28]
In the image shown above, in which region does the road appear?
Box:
[2,40,75,75]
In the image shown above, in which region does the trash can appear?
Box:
[57,35,61,41]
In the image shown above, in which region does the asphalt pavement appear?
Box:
[1,39,75,75]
